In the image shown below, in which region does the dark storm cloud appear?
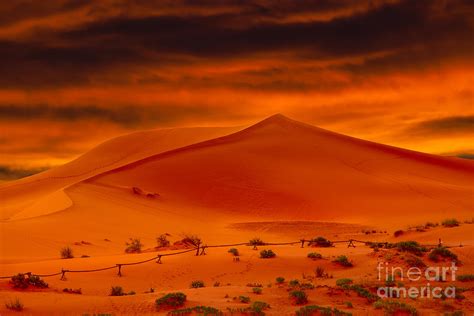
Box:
[0,0,472,88]
[0,165,49,180]
[0,104,237,127]
[409,116,474,135]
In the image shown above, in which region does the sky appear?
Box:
[0,0,473,180]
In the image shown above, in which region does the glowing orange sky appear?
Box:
[0,0,473,179]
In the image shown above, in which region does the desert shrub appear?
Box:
[168,306,221,315]
[315,266,325,278]
[182,234,201,247]
[428,247,458,263]
[5,298,23,311]
[458,274,474,282]
[349,284,378,303]
[249,301,270,314]
[393,230,404,237]
[260,249,276,259]
[190,280,205,288]
[394,241,427,256]
[60,246,74,259]
[276,276,285,284]
[253,287,262,294]
[308,237,332,247]
[110,286,124,296]
[289,279,300,287]
[442,218,460,228]
[28,275,48,288]
[10,274,48,289]
[296,305,352,316]
[213,281,220,287]
[10,274,29,289]
[405,255,427,268]
[385,275,396,287]
[239,296,250,303]
[156,292,186,309]
[228,248,239,256]
[336,278,353,289]
[125,238,143,253]
[425,222,438,228]
[290,290,308,305]
[373,300,417,315]
[156,234,170,248]
[307,252,322,260]
[333,255,353,267]
[249,238,265,247]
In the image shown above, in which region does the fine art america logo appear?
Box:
[377,261,458,299]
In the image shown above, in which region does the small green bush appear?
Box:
[289,279,300,287]
[394,241,427,256]
[156,292,186,309]
[260,249,276,258]
[308,237,332,247]
[457,274,474,282]
[110,286,124,296]
[442,218,460,228]
[249,238,265,247]
[349,284,378,303]
[125,238,143,253]
[252,287,262,294]
[157,234,170,247]
[10,273,48,289]
[168,306,221,315]
[228,248,239,256]
[190,280,205,288]
[296,305,352,316]
[333,255,353,267]
[315,266,326,278]
[290,290,308,305]
[239,296,250,303]
[276,276,285,284]
[5,298,23,311]
[373,300,417,315]
[182,234,201,247]
[249,301,270,314]
[428,247,458,263]
[336,278,353,288]
[405,255,427,268]
[60,246,74,259]
[307,252,322,260]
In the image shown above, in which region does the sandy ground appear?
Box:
[0,115,473,314]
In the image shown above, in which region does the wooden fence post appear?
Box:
[195,243,201,256]
[117,264,122,277]
[347,239,356,248]
[200,246,207,256]
[300,239,305,248]
[60,269,66,280]
[156,255,162,264]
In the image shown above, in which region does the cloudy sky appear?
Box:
[0,0,473,179]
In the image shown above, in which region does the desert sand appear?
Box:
[1,114,473,315]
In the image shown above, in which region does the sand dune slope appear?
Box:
[90,114,473,224]
[0,126,243,220]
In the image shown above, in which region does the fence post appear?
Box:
[117,264,122,277]
[156,255,162,264]
[200,246,207,256]
[60,269,66,280]
[347,239,356,248]
[300,239,305,248]
[195,242,201,256]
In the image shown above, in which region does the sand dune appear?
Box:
[90,114,473,224]
[1,115,473,314]
[0,126,243,220]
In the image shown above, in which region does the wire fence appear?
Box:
[0,237,467,280]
